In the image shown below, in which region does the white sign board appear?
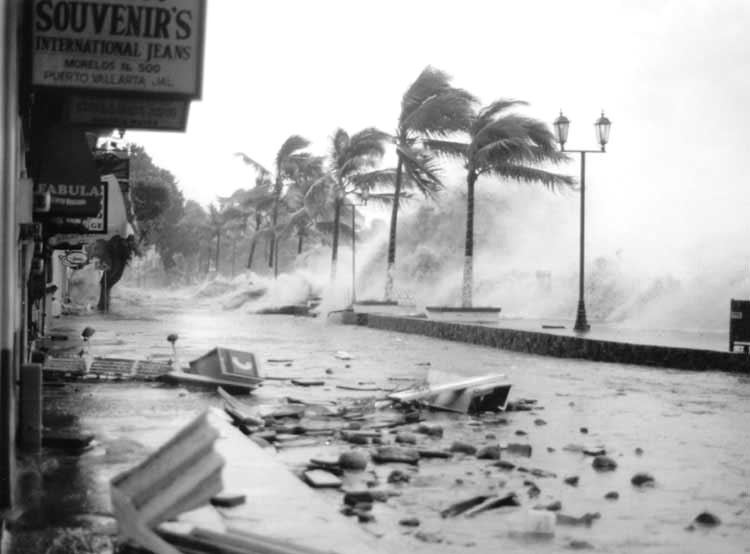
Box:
[31,0,205,98]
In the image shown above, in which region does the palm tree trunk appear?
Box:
[330,198,341,282]
[215,232,221,274]
[247,213,261,269]
[462,171,477,308]
[268,176,282,269]
[384,155,403,301]
[297,231,304,254]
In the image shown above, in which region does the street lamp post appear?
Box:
[554,110,612,333]
[343,190,369,307]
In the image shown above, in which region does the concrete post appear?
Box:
[19,363,42,449]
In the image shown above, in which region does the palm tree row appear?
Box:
[230,66,573,307]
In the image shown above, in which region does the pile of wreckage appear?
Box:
[108,361,513,553]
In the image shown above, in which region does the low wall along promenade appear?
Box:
[354,314,750,373]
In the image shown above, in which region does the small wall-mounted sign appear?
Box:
[65,94,189,131]
[60,250,89,268]
[31,0,206,99]
[37,180,108,235]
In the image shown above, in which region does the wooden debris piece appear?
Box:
[111,411,224,554]
[291,379,325,387]
[440,495,491,518]
[388,374,511,414]
[464,493,520,518]
[217,387,264,427]
[303,469,343,489]
[210,491,246,508]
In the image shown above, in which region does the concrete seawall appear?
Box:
[353,314,750,373]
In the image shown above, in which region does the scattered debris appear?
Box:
[335,351,353,360]
[635,447,644,456]
[418,449,453,459]
[543,500,562,511]
[534,418,547,426]
[583,448,606,456]
[415,531,443,544]
[464,493,520,517]
[579,427,589,434]
[395,432,417,445]
[338,451,368,471]
[336,384,383,392]
[449,441,477,456]
[217,387,264,427]
[564,476,579,487]
[304,469,343,489]
[388,470,411,484]
[604,491,619,500]
[210,491,246,508]
[694,511,721,526]
[441,495,491,518]
[567,539,595,550]
[477,445,501,460]
[505,443,532,457]
[388,374,511,414]
[371,446,419,465]
[631,472,655,487]
[591,455,617,471]
[291,379,325,387]
[494,460,516,471]
[556,512,601,527]
[399,517,420,527]
[416,423,444,438]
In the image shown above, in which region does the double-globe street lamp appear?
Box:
[553,111,612,332]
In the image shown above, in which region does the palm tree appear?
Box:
[460,100,574,307]
[384,66,476,301]
[281,155,325,255]
[308,128,390,282]
[235,135,311,276]
[207,203,243,274]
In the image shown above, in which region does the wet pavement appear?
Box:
[5,285,750,553]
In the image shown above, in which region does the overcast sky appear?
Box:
[128,0,750,275]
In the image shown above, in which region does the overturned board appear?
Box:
[163,409,386,553]
[162,371,261,395]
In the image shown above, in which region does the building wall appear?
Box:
[1,0,28,510]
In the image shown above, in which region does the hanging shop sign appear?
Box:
[60,250,89,268]
[30,0,206,98]
[37,180,108,235]
[64,94,189,130]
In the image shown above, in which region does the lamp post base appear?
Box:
[573,300,590,332]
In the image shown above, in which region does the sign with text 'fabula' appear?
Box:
[37,180,108,235]
[31,0,206,98]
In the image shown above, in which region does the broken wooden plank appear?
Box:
[291,379,325,387]
[303,469,343,489]
[217,387,265,427]
[111,410,225,554]
[163,409,383,554]
[388,374,511,414]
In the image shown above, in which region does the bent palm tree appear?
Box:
[235,135,311,276]
[461,100,574,307]
[385,66,476,301]
[308,127,390,282]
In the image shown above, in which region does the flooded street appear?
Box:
[9,286,750,554]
